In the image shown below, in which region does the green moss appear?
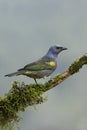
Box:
[69,55,87,74]
[44,73,68,91]
[0,81,47,130]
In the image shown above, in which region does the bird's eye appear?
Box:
[56,47,60,49]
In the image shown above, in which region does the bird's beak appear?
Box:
[61,47,67,50]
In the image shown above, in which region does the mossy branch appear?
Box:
[0,53,87,129]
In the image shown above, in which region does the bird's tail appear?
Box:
[5,71,21,77]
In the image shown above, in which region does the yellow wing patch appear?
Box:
[46,61,56,66]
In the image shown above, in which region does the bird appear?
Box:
[5,45,67,84]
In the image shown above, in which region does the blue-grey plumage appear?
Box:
[5,45,67,83]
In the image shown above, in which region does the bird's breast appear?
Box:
[23,69,54,79]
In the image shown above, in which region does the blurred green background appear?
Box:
[0,0,87,130]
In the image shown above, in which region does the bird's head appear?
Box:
[46,45,67,58]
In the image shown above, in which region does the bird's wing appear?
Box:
[18,59,56,71]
